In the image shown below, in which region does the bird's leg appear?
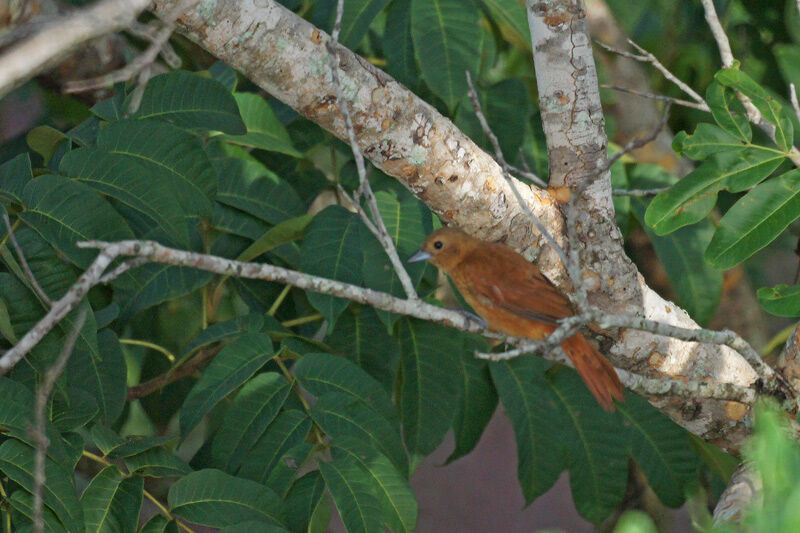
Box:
[449,308,488,330]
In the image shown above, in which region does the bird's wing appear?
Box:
[458,249,573,325]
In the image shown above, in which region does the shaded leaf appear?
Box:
[220,94,301,156]
[319,458,383,533]
[81,466,144,533]
[758,284,800,317]
[238,410,312,484]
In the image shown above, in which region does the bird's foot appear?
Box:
[450,308,488,330]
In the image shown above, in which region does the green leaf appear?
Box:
[333,438,417,533]
[0,439,84,532]
[237,213,314,263]
[182,313,265,356]
[333,0,392,49]
[125,447,192,478]
[310,392,408,476]
[20,175,134,268]
[209,61,239,92]
[264,442,314,497]
[27,125,69,165]
[220,93,302,156]
[67,329,127,424]
[327,306,400,390]
[481,0,532,48]
[238,410,312,484]
[60,146,192,247]
[411,0,481,109]
[617,395,697,508]
[113,264,213,322]
[489,357,563,505]
[644,150,784,235]
[8,491,66,532]
[319,458,384,533]
[705,169,800,269]
[81,466,144,533]
[108,436,175,459]
[283,471,327,533]
[614,510,659,533]
[139,514,179,533]
[672,123,747,159]
[0,293,16,343]
[300,206,372,329]
[294,352,397,421]
[51,388,99,432]
[758,284,800,317]
[716,68,794,151]
[448,347,497,463]
[218,522,290,533]
[0,153,32,205]
[210,372,292,473]
[706,81,751,142]
[396,318,461,455]
[180,332,275,435]
[384,0,418,89]
[168,469,285,528]
[96,119,218,217]
[131,71,246,134]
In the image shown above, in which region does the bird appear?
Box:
[408,227,624,411]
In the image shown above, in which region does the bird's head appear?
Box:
[408,227,474,271]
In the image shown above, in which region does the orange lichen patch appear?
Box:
[547,185,571,203]
[544,10,570,27]
[554,91,570,105]
[381,118,392,131]
[724,401,748,422]
[310,29,322,44]
[647,351,665,368]
[300,95,338,121]
[382,159,419,180]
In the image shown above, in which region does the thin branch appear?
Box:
[611,187,670,197]
[63,0,197,98]
[791,83,800,126]
[465,72,572,281]
[31,308,87,533]
[601,85,710,112]
[0,0,151,99]
[3,214,52,306]
[324,0,418,300]
[700,0,735,68]
[597,39,705,106]
[616,368,756,404]
[127,345,222,400]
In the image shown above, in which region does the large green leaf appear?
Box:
[300,206,375,329]
[220,93,301,156]
[238,410,312,484]
[283,471,327,533]
[327,305,400,390]
[310,392,408,476]
[182,313,265,356]
[481,0,531,48]
[131,71,245,133]
[96,119,217,217]
[672,123,747,159]
[758,284,800,317]
[0,439,84,532]
[81,466,143,533]
[705,169,800,269]
[51,387,98,432]
[8,491,66,532]
[168,469,285,528]
[319,457,384,533]
[384,0,418,89]
[210,372,292,473]
[716,68,794,151]
[329,0,392,49]
[645,150,784,235]
[294,352,397,421]
[60,146,192,247]
[617,395,697,508]
[20,175,134,268]
[67,329,127,424]
[0,152,32,205]
[411,0,481,109]
[218,522,290,533]
[706,81,751,142]
[180,332,275,435]
[124,447,192,478]
[113,264,213,322]
[236,214,314,263]
[396,319,461,456]
[333,438,417,533]
[448,347,497,463]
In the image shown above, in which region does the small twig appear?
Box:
[63,0,197,97]
[791,83,800,126]
[127,20,181,68]
[127,345,222,400]
[700,0,735,68]
[325,0,418,300]
[616,368,756,404]
[601,85,709,112]
[31,308,87,533]
[464,72,573,281]
[475,315,587,361]
[98,256,149,283]
[3,214,52,306]
[611,187,670,197]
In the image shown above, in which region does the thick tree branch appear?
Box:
[0,0,151,98]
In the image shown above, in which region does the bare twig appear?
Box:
[597,39,705,106]
[3,214,52,306]
[324,0,418,300]
[127,345,222,400]
[601,85,709,111]
[127,20,181,68]
[713,464,760,524]
[791,83,800,126]
[464,72,572,280]
[700,0,735,68]
[0,0,151,99]
[63,0,197,100]
[31,308,88,533]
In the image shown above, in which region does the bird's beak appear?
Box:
[408,249,432,263]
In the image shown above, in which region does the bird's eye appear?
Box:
[433,240,443,250]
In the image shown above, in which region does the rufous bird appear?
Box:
[409,227,624,411]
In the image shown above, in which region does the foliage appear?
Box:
[1,0,790,530]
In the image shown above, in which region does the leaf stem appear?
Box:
[119,339,176,363]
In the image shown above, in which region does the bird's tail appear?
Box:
[561,333,624,412]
